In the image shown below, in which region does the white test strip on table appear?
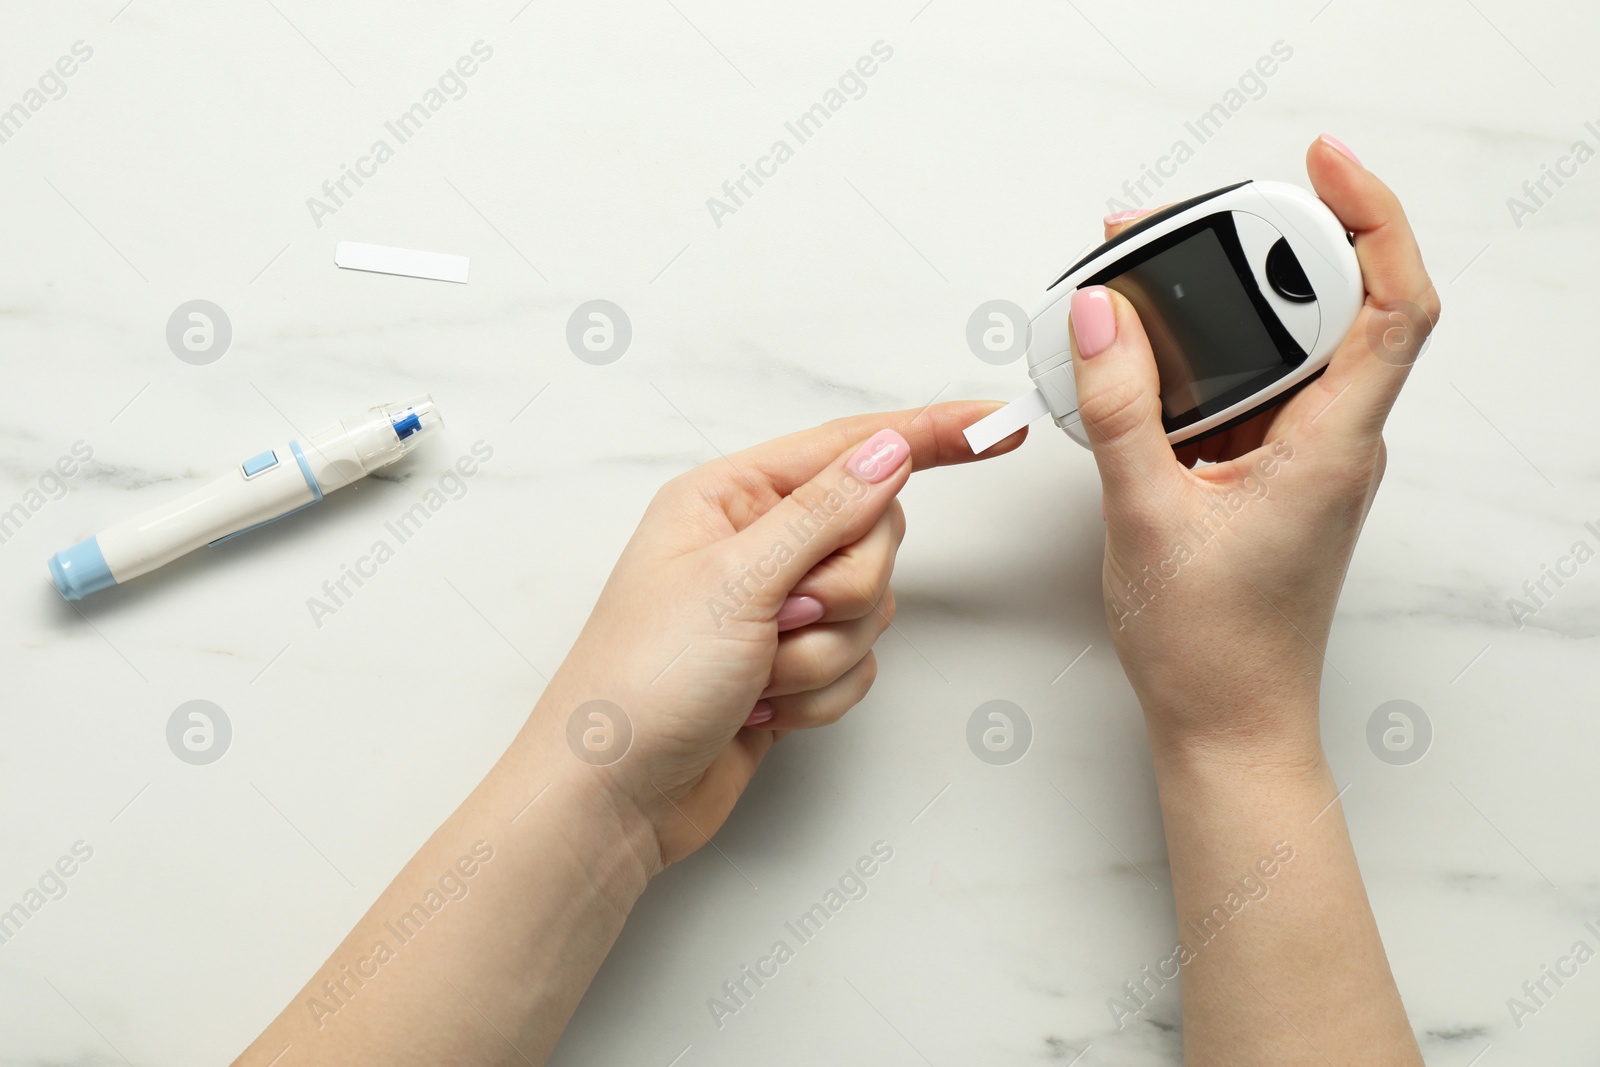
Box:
[963,388,1052,453]
[334,241,470,283]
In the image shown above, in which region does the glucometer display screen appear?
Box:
[1090,218,1303,431]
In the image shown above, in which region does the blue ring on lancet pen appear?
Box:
[290,440,324,501]
[207,440,326,545]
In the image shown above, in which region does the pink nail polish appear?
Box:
[776,595,824,631]
[1103,208,1148,225]
[1071,286,1117,358]
[745,700,776,726]
[846,429,910,484]
[1319,133,1362,167]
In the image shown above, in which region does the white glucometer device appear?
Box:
[964,180,1364,453]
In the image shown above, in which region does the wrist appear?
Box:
[1141,697,1327,787]
[499,710,664,904]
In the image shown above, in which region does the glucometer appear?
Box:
[963,180,1364,453]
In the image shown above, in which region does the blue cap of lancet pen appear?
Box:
[47,395,440,600]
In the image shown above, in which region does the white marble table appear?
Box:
[3,0,1598,1063]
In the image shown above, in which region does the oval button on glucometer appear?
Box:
[1265,237,1316,303]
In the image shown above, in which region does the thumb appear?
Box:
[720,429,911,616]
[1069,286,1184,504]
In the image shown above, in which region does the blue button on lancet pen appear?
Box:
[241,450,279,478]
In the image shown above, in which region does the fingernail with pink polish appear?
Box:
[846,429,910,484]
[745,700,776,726]
[1071,286,1118,358]
[1319,133,1362,167]
[776,595,824,631]
[1103,208,1148,226]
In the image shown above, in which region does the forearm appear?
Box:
[234,703,658,1066]
[1147,712,1421,1067]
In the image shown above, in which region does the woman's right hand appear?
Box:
[516,403,1022,872]
[1068,135,1440,767]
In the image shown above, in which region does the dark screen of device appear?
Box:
[1103,227,1286,422]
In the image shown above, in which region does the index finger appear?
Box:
[726,400,1027,496]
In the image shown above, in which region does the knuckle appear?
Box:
[813,693,850,726]
[806,652,879,727]
[817,552,894,621]
[1418,284,1442,330]
[858,650,879,691]
[866,552,896,606]
[841,578,877,618]
[1077,378,1156,445]
[651,469,727,520]
[791,482,865,538]
[811,567,873,619]
[648,474,689,512]
[796,640,836,690]
[821,414,855,439]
